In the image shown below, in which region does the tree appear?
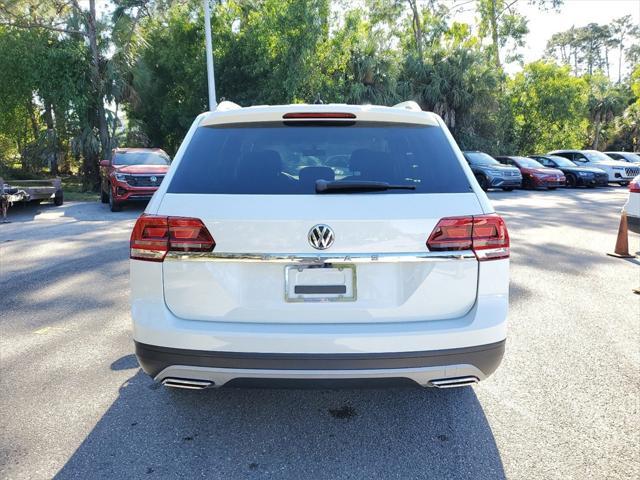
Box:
[0,25,88,174]
[586,74,627,149]
[477,0,562,68]
[0,0,147,187]
[508,61,588,153]
[610,15,639,83]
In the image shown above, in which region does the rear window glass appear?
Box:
[113,151,170,166]
[464,152,499,166]
[168,122,471,194]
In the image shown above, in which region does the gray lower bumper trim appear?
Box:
[135,340,505,379]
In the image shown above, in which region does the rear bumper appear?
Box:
[136,340,505,387]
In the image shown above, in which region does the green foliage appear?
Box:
[631,64,640,102]
[508,61,589,153]
[0,0,638,185]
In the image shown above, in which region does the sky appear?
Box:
[449,0,640,74]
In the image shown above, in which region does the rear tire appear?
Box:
[108,188,122,212]
[477,175,489,191]
[566,174,577,188]
[53,190,63,206]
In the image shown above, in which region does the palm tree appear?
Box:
[587,77,626,149]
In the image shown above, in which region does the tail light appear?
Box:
[130,214,215,262]
[630,178,640,193]
[427,214,509,261]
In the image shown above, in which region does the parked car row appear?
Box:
[463,149,640,191]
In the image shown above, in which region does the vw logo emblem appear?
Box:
[308,224,334,250]
[150,176,157,183]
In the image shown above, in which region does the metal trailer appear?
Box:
[0,177,63,223]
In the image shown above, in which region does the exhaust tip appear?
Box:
[161,377,214,390]
[429,376,479,389]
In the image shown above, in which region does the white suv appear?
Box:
[548,149,640,186]
[130,101,509,390]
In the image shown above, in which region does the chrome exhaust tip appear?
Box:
[429,376,479,388]
[161,378,214,390]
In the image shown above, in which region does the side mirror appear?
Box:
[99,160,110,167]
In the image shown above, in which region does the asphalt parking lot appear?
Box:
[1,188,638,480]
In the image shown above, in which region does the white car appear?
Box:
[605,151,640,164]
[130,101,510,390]
[623,175,640,234]
[549,150,640,186]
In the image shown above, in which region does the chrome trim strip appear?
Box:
[164,251,475,263]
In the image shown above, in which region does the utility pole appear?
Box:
[204,0,217,110]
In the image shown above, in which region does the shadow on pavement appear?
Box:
[0,199,145,226]
[54,365,505,480]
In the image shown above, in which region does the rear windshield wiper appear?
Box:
[315,179,416,193]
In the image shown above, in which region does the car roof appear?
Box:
[199,101,440,127]
[549,149,601,154]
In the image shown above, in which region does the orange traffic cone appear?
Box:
[607,212,635,259]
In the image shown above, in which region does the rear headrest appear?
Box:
[299,166,335,184]
[349,149,395,181]
[236,150,283,179]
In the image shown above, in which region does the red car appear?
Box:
[100,148,170,211]
[496,156,565,189]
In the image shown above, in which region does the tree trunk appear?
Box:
[407,0,423,59]
[618,44,623,83]
[87,1,110,157]
[592,114,602,149]
[26,100,39,141]
[112,102,119,139]
[43,102,58,175]
[85,0,110,190]
[489,0,500,68]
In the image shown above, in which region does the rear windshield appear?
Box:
[464,151,499,166]
[113,151,170,166]
[512,157,543,168]
[168,122,471,194]
[546,156,576,167]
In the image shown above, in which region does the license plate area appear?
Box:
[285,264,356,302]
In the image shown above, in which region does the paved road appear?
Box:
[1,189,638,480]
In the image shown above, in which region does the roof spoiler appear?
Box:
[215,101,242,112]
[392,101,421,112]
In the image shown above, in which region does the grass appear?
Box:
[60,176,99,202]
